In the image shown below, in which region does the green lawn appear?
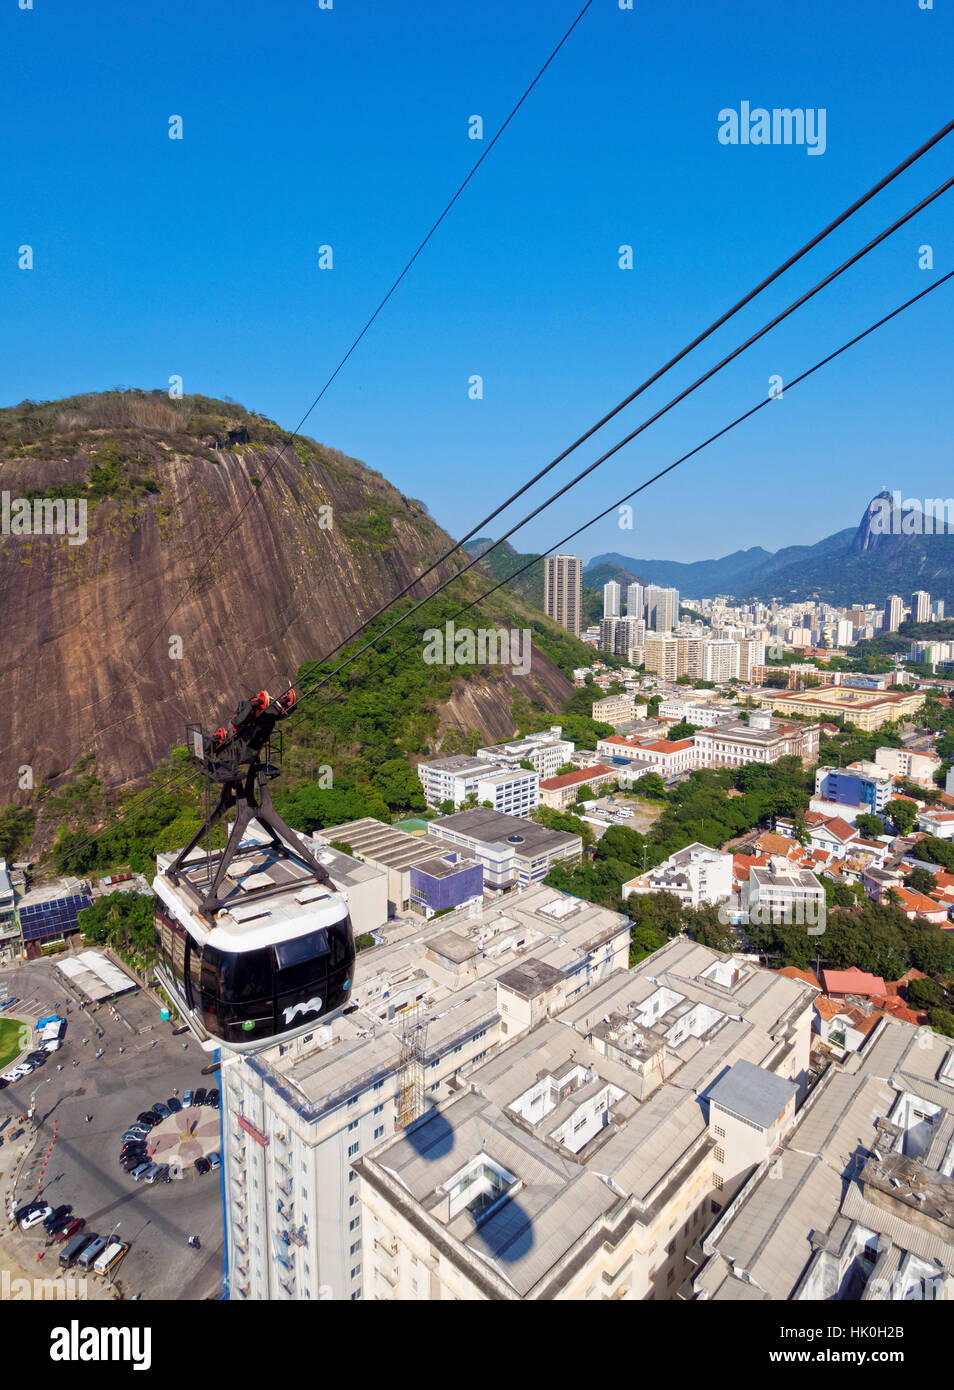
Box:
[0,1016,27,1071]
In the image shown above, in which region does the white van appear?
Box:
[93,1240,128,1275]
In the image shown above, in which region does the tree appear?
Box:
[0,804,34,859]
[905,866,938,896]
[855,813,885,839]
[626,890,685,940]
[927,1009,954,1038]
[636,773,667,799]
[907,977,943,1009]
[667,721,699,740]
[684,903,736,952]
[595,824,645,864]
[439,799,455,816]
[630,922,664,965]
[887,798,918,836]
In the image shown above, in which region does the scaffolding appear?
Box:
[397,1002,428,1129]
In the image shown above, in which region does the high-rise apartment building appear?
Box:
[603,580,621,619]
[912,590,931,623]
[544,554,582,636]
[626,581,644,619]
[884,595,903,632]
[645,585,680,632]
[221,885,630,1301]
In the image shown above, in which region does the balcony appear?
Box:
[376,1263,398,1289]
[374,1236,398,1259]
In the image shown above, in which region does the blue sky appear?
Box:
[2,0,952,565]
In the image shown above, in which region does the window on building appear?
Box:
[714,1125,725,1139]
[349,1169,357,1182]
[350,1241,361,1256]
[348,1142,359,1158]
[374,1125,385,1140]
[349,1194,357,1207]
[714,1147,725,1166]
[713,1175,723,1191]
[350,1216,360,1230]
[373,1104,384,1115]
[347,1119,359,1132]
[351,1265,361,1280]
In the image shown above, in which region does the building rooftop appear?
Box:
[430,809,580,854]
[496,958,565,1000]
[706,1059,797,1129]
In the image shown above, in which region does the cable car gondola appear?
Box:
[152,689,355,1053]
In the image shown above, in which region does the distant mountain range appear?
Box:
[586,491,954,605]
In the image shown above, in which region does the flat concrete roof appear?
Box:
[706,1059,796,1129]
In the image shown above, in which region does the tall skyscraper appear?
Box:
[646,585,680,632]
[625,581,644,619]
[603,580,621,619]
[884,595,903,632]
[544,554,582,636]
[912,590,931,623]
[937,600,946,620]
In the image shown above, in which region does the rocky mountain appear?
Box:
[0,391,578,800]
[587,491,954,605]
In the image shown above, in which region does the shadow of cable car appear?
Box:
[402,1103,454,1161]
[468,1195,535,1264]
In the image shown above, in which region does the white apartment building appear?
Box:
[748,861,825,926]
[622,843,733,909]
[874,745,941,787]
[220,886,631,1301]
[603,580,621,619]
[476,728,574,779]
[356,938,815,1301]
[658,698,737,727]
[474,767,539,816]
[626,581,644,618]
[416,754,499,808]
[690,1016,954,1301]
[645,585,680,632]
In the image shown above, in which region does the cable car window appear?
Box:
[220,947,273,1003]
[273,929,332,971]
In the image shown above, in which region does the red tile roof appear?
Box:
[815,817,857,843]
[822,967,887,997]
[774,966,821,989]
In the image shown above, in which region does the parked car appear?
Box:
[207,1152,221,1170]
[43,1204,72,1234]
[130,1164,151,1181]
[182,1090,194,1107]
[166,1097,182,1113]
[136,1111,159,1127]
[0,1116,10,1132]
[206,1089,220,1108]
[14,1199,45,1223]
[193,1088,207,1106]
[154,1164,170,1183]
[194,1156,211,1175]
[21,1205,53,1231]
[55,1217,86,1243]
[9,1128,24,1141]
[142,1163,162,1184]
[27,1051,47,1065]
[152,1102,171,1119]
[126,1125,151,1139]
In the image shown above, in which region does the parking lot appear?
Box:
[0,956,225,1301]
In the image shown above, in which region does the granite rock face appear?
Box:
[0,427,571,797]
